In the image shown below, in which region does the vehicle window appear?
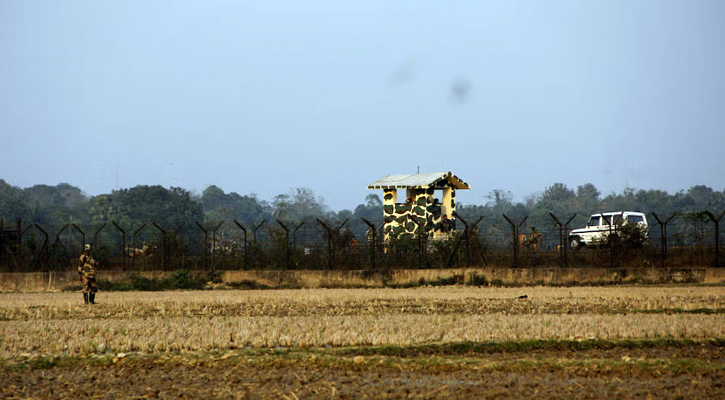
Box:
[602,215,612,226]
[588,216,600,227]
[627,215,644,224]
[614,215,623,224]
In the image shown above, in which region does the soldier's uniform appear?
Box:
[525,228,542,249]
[78,244,98,304]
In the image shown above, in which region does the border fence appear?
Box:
[1,210,722,274]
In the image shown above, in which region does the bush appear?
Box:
[606,221,650,249]
[467,273,488,286]
[98,269,208,291]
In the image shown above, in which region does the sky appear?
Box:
[1,0,724,211]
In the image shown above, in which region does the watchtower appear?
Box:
[367,172,470,240]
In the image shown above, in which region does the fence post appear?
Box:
[316,218,347,270]
[18,223,33,271]
[252,220,265,242]
[51,224,70,271]
[451,212,486,267]
[252,220,266,269]
[233,220,248,270]
[5,219,21,271]
[151,223,170,270]
[194,222,209,271]
[704,211,724,267]
[251,219,267,265]
[502,214,527,268]
[601,212,625,268]
[361,218,378,269]
[32,224,50,271]
[549,213,578,267]
[563,214,577,265]
[548,213,565,267]
[67,223,85,250]
[173,222,186,270]
[111,221,126,270]
[292,221,304,257]
[651,212,677,269]
[212,221,224,274]
[316,219,333,269]
[469,216,486,266]
[276,220,291,269]
[93,223,107,249]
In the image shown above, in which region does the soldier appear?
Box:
[78,244,98,304]
[441,215,454,233]
[525,227,542,249]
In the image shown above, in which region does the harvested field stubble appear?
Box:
[2,313,723,356]
[2,286,723,318]
[1,285,723,399]
[0,286,723,357]
[3,347,724,400]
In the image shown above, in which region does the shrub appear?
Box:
[467,273,488,286]
[98,270,208,291]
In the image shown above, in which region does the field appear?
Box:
[1,285,724,399]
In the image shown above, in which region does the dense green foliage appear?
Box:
[455,184,725,223]
[1,179,724,246]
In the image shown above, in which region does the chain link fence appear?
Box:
[1,211,722,273]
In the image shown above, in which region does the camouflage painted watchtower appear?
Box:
[367,172,470,241]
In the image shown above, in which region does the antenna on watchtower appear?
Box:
[417,166,420,174]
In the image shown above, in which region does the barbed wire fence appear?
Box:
[1,210,723,274]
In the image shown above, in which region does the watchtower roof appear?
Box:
[367,171,470,190]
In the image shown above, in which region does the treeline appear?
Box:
[0,181,378,230]
[1,179,724,239]
[456,183,725,222]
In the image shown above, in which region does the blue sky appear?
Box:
[2,0,723,210]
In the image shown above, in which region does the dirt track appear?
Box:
[3,346,723,399]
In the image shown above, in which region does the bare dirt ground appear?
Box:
[3,346,723,399]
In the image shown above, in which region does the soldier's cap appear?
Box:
[84,244,91,251]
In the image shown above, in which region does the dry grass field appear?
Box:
[1,285,724,399]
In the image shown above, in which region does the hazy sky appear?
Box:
[2,0,723,211]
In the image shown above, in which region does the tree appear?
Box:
[55,183,86,209]
[537,183,575,216]
[268,188,330,223]
[0,180,26,222]
[353,194,382,222]
[109,185,203,228]
[682,185,724,211]
[575,183,600,214]
[484,189,515,215]
[200,185,226,211]
[22,183,89,225]
[288,188,329,220]
[89,194,114,223]
[199,186,267,226]
[634,189,672,214]
[601,187,636,211]
[271,194,291,221]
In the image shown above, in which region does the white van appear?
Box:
[568,211,648,250]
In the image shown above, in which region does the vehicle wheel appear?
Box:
[569,237,581,250]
